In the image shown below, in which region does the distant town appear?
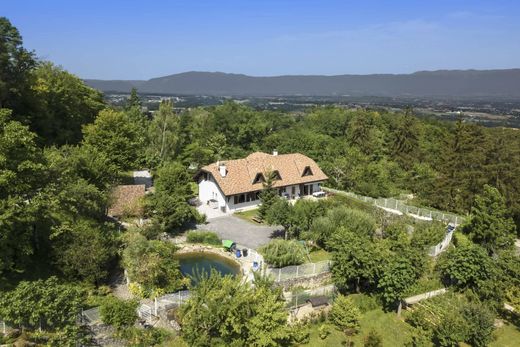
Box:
[105,92,520,128]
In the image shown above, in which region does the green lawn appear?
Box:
[491,321,520,347]
[308,249,332,263]
[234,208,262,224]
[302,307,413,346]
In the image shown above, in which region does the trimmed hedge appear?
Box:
[186,230,221,245]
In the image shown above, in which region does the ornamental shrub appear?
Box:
[258,239,306,267]
[186,230,221,245]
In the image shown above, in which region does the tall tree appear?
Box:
[31,62,105,145]
[179,271,297,346]
[329,229,389,292]
[0,109,46,275]
[465,185,516,254]
[0,17,36,113]
[258,171,279,220]
[148,162,199,232]
[82,109,144,170]
[146,100,180,166]
[127,87,141,109]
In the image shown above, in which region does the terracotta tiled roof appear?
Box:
[108,184,146,217]
[199,152,328,196]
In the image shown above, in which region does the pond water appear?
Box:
[176,252,240,281]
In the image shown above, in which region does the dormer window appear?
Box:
[253,173,265,184]
[302,166,313,177]
[272,170,282,180]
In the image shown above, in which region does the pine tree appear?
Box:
[127,87,141,109]
[465,185,516,254]
[258,171,279,220]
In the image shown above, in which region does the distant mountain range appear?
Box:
[84,69,520,98]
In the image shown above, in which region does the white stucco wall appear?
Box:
[198,174,226,208]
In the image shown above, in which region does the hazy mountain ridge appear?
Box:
[85,69,520,97]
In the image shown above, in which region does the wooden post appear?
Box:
[296,266,299,277]
[278,269,281,282]
[397,301,402,316]
[154,297,158,316]
[313,263,316,275]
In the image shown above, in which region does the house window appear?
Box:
[302,166,313,177]
[253,173,265,184]
[291,186,296,195]
[278,187,286,195]
[272,170,282,180]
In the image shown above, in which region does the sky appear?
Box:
[3,0,520,79]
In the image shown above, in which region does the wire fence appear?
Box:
[266,260,332,282]
[286,285,337,309]
[323,187,465,225]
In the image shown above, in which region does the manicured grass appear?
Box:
[491,322,520,347]
[302,307,413,346]
[308,249,332,263]
[234,208,262,224]
[302,323,346,346]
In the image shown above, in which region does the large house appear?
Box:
[196,151,328,212]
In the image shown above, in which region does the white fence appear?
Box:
[137,290,191,321]
[428,224,456,257]
[323,187,465,225]
[266,260,331,282]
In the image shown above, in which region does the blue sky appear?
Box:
[4,0,520,79]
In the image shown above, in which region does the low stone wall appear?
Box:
[275,272,332,291]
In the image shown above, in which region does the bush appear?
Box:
[186,230,221,245]
[117,327,172,346]
[318,324,331,339]
[99,296,138,329]
[258,239,307,267]
[364,330,383,347]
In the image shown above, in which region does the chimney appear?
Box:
[272,149,278,156]
[219,163,227,177]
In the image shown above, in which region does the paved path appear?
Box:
[196,215,282,249]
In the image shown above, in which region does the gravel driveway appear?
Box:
[196,215,282,249]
